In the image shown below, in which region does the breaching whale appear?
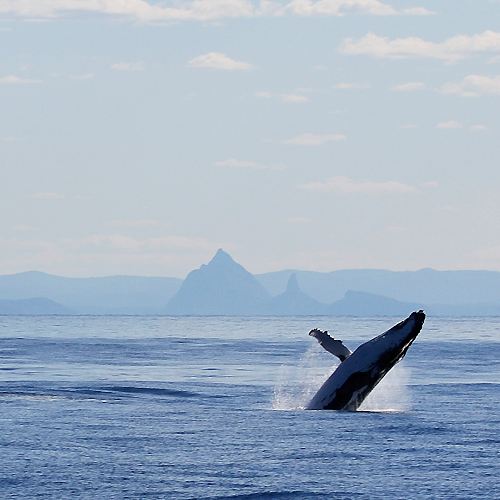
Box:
[306,310,425,411]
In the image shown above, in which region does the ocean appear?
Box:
[1,315,499,499]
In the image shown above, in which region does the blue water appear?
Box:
[1,316,499,499]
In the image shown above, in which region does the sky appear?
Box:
[1,0,500,278]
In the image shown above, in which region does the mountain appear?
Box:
[0,271,182,314]
[328,290,424,317]
[261,273,328,315]
[0,297,75,315]
[165,249,271,315]
[255,268,500,306]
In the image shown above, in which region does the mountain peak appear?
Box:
[209,248,234,265]
[286,273,301,293]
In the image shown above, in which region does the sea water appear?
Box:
[0,315,499,499]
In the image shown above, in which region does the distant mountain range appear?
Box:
[1,249,500,316]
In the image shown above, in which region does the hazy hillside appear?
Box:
[0,272,182,314]
[255,269,500,306]
[0,298,75,315]
[2,251,500,315]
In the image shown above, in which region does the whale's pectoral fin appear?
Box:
[309,329,352,361]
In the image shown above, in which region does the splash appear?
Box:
[272,344,413,412]
[358,363,412,412]
[272,344,339,410]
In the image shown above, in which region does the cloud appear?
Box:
[391,82,425,91]
[0,1,436,22]
[281,133,346,145]
[187,52,254,70]
[0,75,42,83]
[214,158,286,170]
[255,91,273,98]
[436,120,463,129]
[296,176,419,194]
[255,89,310,102]
[470,124,489,131]
[279,93,308,102]
[32,192,64,199]
[339,30,500,62]
[333,82,370,89]
[441,74,500,96]
[71,73,94,80]
[111,62,144,71]
[420,181,438,188]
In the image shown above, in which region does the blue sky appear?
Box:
[1,0,499,277]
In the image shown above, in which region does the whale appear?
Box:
[306,310,425,411]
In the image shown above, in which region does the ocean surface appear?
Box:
[1,315,499,499]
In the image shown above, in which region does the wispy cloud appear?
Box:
[0,1,435,22]
[32,192,64,199]
[470,124,489,131]
[296,176,419,194]
[111,62,144,71]
[279,93,309,102]
[255,89,310,102]
[391,82,425,91]
[215,158,286,170]
[281,133,346,145]
[0,75,42,83]
[441,74,500,96]
[187,52,254,70]
[333,82,370,89]
[436,120,463,129]
[339,30,500,62]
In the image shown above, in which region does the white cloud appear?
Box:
[391,81,425,91]
[441,74,500,96]
[296,176,419,194]
[281,133,346,145]
[71,73,94,80]
[470,124,489,131]
[333,82,370,89]
[0,1,436,22]
[255,91,273,98]
[255,89,310,102]
[187,52,254,70]
[401,7,435,15]
[0,75,42,83]
[215,158,286,170]
[32,192,65,199]
[279,93,308,102]
[339,30,500,62]
[436,120,463,129]
[111,62,144,71]
[420,181,438,188]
